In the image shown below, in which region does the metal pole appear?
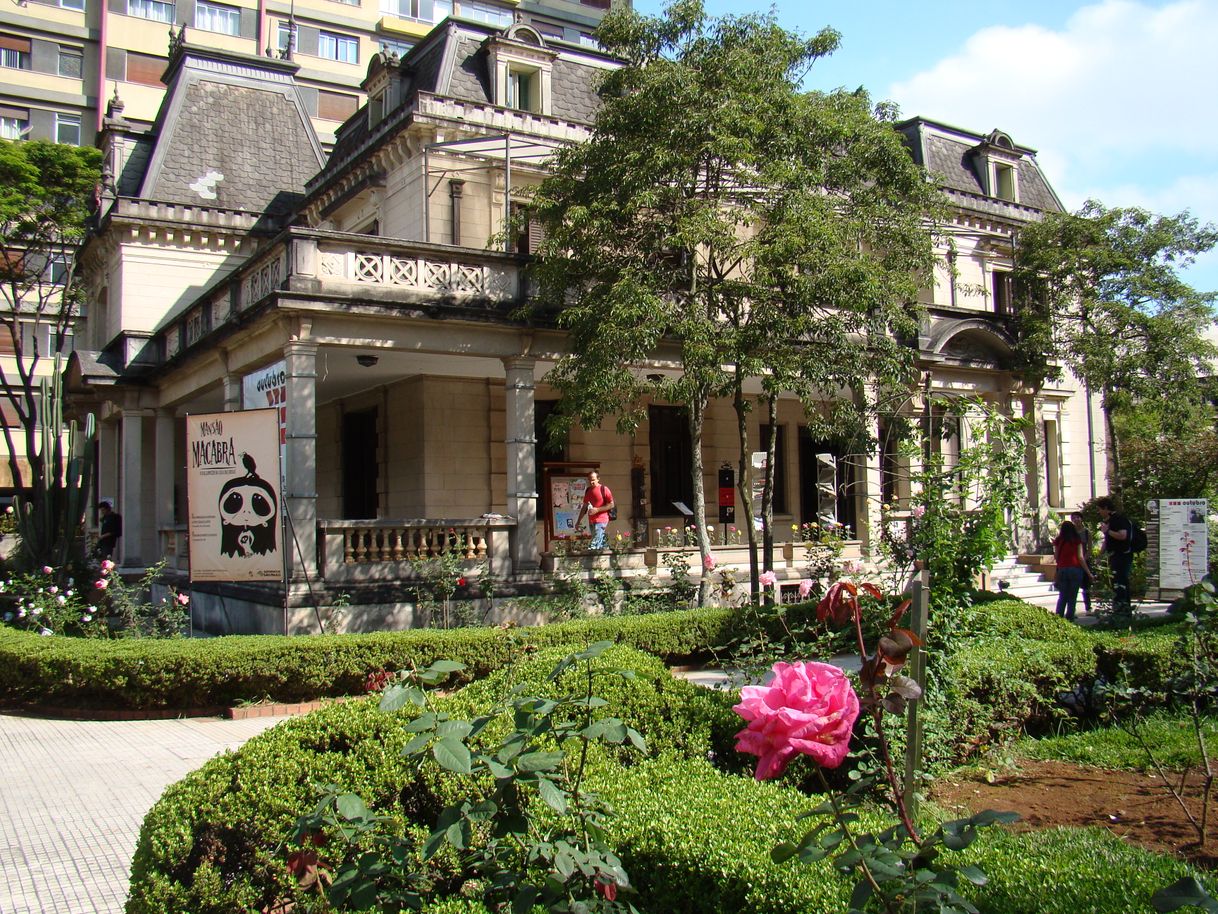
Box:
[504,133,512,252]
[423,146,430,244]
[902,569,930,818]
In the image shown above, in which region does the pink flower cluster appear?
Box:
[758,569,777,587]
[733,661,860,779]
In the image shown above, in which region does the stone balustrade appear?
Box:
[319,516,516,583]
[158,526,190,572]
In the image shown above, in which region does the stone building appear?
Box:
[69,17,1105,632]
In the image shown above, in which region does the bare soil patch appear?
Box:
[931,757,1218,869]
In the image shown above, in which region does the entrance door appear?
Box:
[342,408,379,519]
[797,429,858,536]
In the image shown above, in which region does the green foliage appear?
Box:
[0,605,736,709]
[529,1,941,599]
[1017,712,1218,771]
[11,362,94,570]
[1012,200,1218,490]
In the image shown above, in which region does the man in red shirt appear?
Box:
[576,470,615,550]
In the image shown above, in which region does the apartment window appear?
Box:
[317,89,358,121]
[649,405,693,518]
[0,36,32,71]
[380,0,450,21]
[128,0,175,23]
[992,269,1013,314]
[58,47,83,78]
[60,0,86,8]
[319,31,359,63]
[507,68,538,112]
[276,21,295,54]
[460,0,512,27]
[577,32,600,49]
[55,113,81,146]
[47,254,71,285]
[580,0,610,8]
[0,112,29,140]
[377,38,413,57]
[195,0,240,35]
[993,162,1016,202]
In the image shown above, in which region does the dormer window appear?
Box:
[993,162,1015,202]
[507,68,538,113]
[487,26,556,116]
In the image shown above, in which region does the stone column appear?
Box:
[120,409,151,566]
[222,372,242,412]
[1017,394,1045,549]
[154,409,176,538]
[503,357,539,572]
[284,341,318,581]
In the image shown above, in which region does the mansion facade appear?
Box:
[68,15,1106,632]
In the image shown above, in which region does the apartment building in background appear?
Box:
[0,0,622,149]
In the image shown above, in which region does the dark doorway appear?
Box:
[342,408,379,519]
[798,428,858,536]
[649,405,692,517]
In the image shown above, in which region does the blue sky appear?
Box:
[632,0,1218,298]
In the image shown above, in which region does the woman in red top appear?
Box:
[1053,519,1093,621]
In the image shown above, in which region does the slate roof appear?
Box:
[897,118,1064,216]
[136,44,325,215]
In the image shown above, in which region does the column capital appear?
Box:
[502,355,537,376]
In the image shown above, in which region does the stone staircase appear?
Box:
[986,553,1058,609]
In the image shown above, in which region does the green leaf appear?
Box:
[379,684,426,712]
[771,841,798,864]
[625,727,647,751]
[433,737,472,774]
[401,732,433,756]
[537,777,568,814]
[436,719,474,740]
[517,751,565,772]
[335,793,371,823]
[958,864,988,887]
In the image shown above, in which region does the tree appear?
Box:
[0,138,102,567]
[1012,201,1218,493]
[529,0,940,603]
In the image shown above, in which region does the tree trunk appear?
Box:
[733,376,759,600]
[762,392,777,604]
[689,393,713,606]
[1103,387,1123,498]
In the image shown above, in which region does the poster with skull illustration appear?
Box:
[186,409,284,582]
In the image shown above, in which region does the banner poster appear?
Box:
[242,360,287,450]
[549,474,589,540]
[186,409,284,582]
[1159,498,1209,591]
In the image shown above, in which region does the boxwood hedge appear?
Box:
[128,638,1212,914]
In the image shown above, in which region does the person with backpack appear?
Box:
[1096,496,1136,615]
[576,470,616,551]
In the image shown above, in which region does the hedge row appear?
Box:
[128,639,1210,914]
[0,606,736,710]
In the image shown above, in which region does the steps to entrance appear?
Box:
[987,554,1059,609]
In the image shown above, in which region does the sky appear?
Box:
[630,0,1218,297]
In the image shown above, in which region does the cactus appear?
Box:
[13,355,96,571]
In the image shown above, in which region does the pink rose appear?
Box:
[100,559,115,573]
[912,505,926,519]
[176,593,190,605]
[41,566,53,575]
[703,553,716,571]
[758,569,777,587]
[94,578,109,591]
[798,578,814,599]
[733,661,860,779]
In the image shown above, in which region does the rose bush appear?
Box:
[733,660,860,778]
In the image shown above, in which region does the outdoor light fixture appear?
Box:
[356,355,379,368]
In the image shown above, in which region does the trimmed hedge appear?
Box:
[0,606,735,710]
[128,639,1214,914]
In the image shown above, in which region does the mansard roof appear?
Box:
[896,117,1065,216]
[127,39,326,215]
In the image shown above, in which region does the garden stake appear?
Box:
[902,569,930,818]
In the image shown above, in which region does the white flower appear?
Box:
[38,627,52,636]
[31,608,41,616]
[49,586,58,594]
[55,595,66,605]
[81,614,92,623]
[17,608,26,618]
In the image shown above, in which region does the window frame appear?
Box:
[54,112,82,146]
[195,0,241,36]
[318,30,359,64]
[460,0,512,27]
[60,0,86,9]
[127,0,176,23]
[0,115,29,141]
[58,46,83,78]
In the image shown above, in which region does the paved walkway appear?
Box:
[0,713,288,914]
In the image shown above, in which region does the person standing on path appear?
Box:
[1053,519,1093,621]
[1096,496,1133,615]
[1070,510,1094,615]
[96,501,122,560]
[575,470,615,551]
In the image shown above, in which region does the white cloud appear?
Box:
[888,0,1218,188]
[888,0,1218,293]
